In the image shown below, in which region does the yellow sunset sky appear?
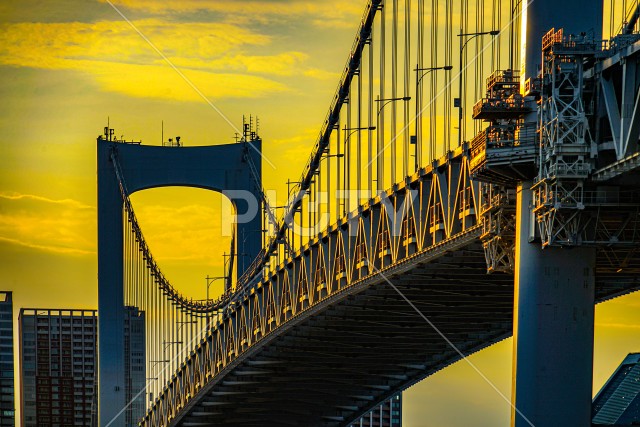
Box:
[1,0,639,425]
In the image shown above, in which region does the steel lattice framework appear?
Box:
[134,149,640,426]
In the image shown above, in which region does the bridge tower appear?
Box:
[97,129,262,426]
[514,1,602,426]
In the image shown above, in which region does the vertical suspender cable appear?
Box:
[326,128,332,225]
[317,142,322,236]
[357,64,363,204]
[369,29,374,196]
[496,0,501,70]
[335,117,341,222]
[448,0,454,152]
[308,180,313,239]
[498,0,502,70]
[444,0,451,153]
[379,1,386,191]
[464,0,468,142]
[346,85,352,216]
[417,0,424,167]
[475,0,481,136]
[190,309,195,360]
[391,0,398,184]
[154,266,159,401]
[123,209,128,307]
[163,294,167,388]
[430,0,438,159]
[404,0,411,176]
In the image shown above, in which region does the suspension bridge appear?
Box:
[97,0,640,426]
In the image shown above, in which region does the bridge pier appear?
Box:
[98,141,127,427]
[511,183,596,427]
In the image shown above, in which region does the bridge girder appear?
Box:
[140,149,640,427]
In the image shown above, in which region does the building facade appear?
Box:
[351,394,401,427]
[593,352,640,425]
[19,309,97,427]
[124,306,146,426]
[19,307,146,427]
[0,292,14,427]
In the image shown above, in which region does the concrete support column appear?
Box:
[98,141,126,427]
[511,183,596,427]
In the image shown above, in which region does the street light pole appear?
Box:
[375,95,411,192]
[510,0,525,71]
[205,275,225,323]
[457,30,499,148]
[342,126,376,215]
[415,65,452,168]
[317,152,344,229]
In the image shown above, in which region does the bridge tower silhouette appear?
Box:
[510,0,603,425]
[97,131,262,426]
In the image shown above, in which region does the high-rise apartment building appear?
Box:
[124,306,146,426]
[19,307,146,427]
[593,352,640,425]
[19,309,97,427]
[351,394,402,427]
[0,292,14,427]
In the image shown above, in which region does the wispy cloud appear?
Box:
[0,192,95,256]
[91,62,289,101]
[0,20,265,67]
[0,191,229,265]
[169,52,309,76]
[0,192,94,210]
[98,0,365,28]
[596,322,640,330]
[0,19,320,101]
[0,236,95,256]
[303,68,340,81]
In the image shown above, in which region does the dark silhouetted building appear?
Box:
[124,306,146,426]
[593,352,640,425]
[19,309,97,427]
[351,394,401,427]
[19,307,146,427]
[0,292,14,426]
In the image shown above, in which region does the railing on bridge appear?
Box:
[139,148,486,427]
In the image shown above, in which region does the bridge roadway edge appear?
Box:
[169,226,490,426]
[165,223,640,427]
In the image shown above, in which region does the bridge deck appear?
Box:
[173,237,639,427]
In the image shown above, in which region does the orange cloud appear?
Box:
[596,322,640,330]
[0,237,94,256]
[0,191,230,269]
[0,19,302,100]
[99,0,365,26]
[167,52,309,76]
[91,62,289,101]
[0,192,96,256]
